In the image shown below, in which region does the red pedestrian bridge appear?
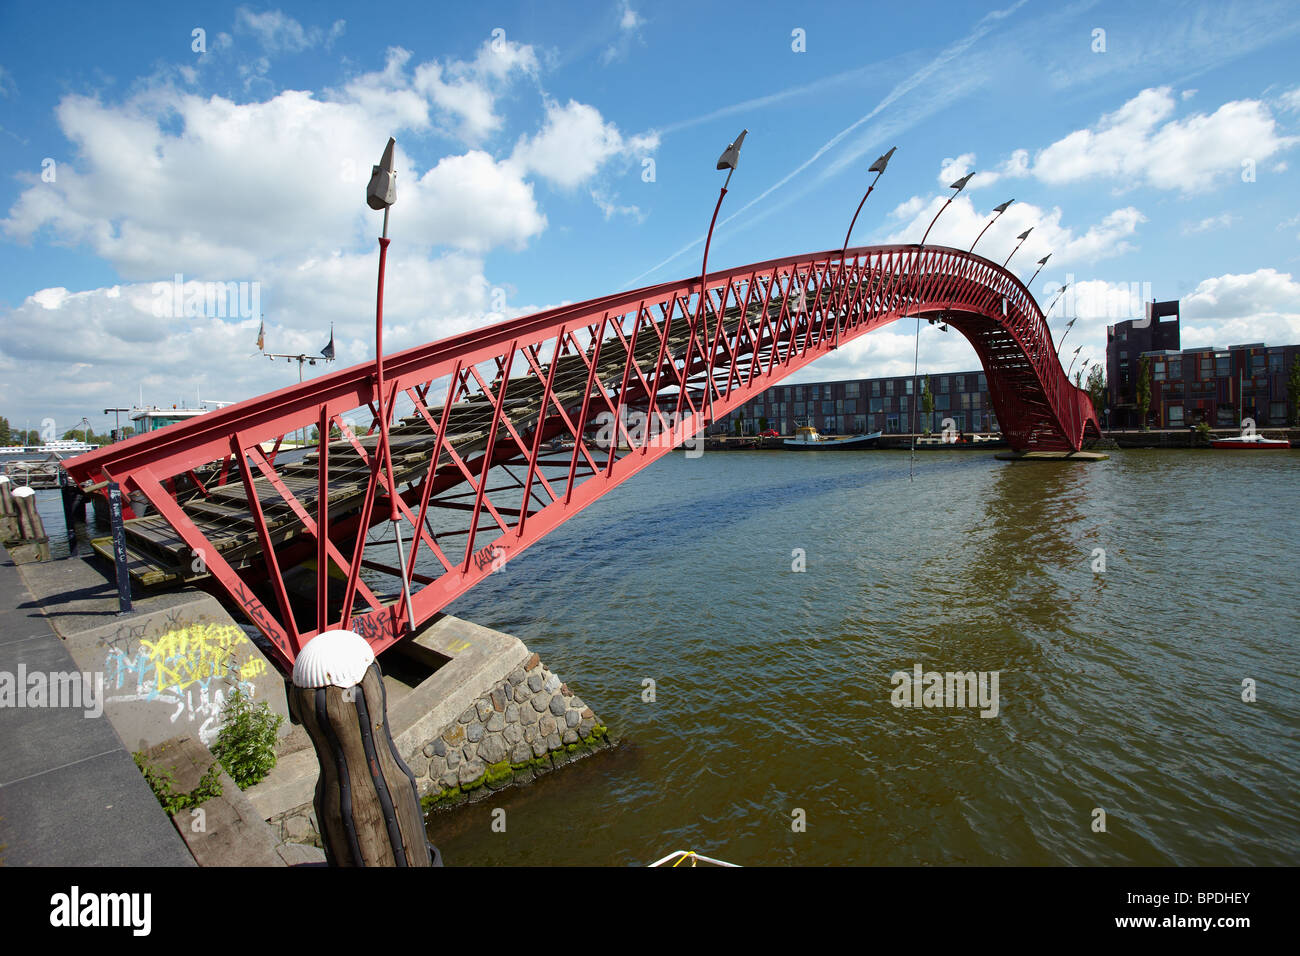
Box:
[64,244,1101,672]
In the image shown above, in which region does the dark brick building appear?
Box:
[714,369,998,436]
[1107,302,1300,428]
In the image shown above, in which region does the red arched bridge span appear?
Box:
[64,244,1101,672]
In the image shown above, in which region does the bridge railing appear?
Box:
[63,244,1097,670]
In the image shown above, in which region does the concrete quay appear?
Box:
[0,545,194,866]
[1,537,612,864]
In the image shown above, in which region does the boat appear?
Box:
[649,849,739,867]
[912,431,1007,449]
[1209,433,1291,450]
[783,423,882,449]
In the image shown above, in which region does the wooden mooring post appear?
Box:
[288,630,440,867]
[8,485,50,563]
[0,475,18,544]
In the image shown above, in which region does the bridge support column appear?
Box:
[289,630,440,867]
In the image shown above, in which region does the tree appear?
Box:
[1136,356,1152,430]
[309,423,343,443]
[1289,357,1300,426]
[0,416,9,446]
[921,376,934,434]
[758,417,769,433]
[1085,365,1107,419]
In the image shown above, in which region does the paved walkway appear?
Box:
[0,546,193,866]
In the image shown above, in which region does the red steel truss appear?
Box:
[63,244,1101,672]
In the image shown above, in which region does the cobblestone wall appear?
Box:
[417,651,609,809]
[268,650,610,844]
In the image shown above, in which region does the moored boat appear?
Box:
[783,423,882,449]
[1210,433,1291,449]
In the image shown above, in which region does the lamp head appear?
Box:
[1036,254,1051,265]
[949,172,975,192]
[366,137,397,210]
[993,200,1013,214]
[868,147,897,174]
[1017,228,1033,240]
[716,129,748,171]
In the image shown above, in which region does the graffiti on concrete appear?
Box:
[104,622,267,744]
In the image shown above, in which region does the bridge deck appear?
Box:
[65,246,1100,671]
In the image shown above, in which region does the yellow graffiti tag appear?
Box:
[138,624,256,693]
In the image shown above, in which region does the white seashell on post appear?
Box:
[292,629,375,689]
[12,486,35,498]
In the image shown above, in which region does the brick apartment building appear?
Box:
[1107,301,1300,429]
[714,369,998,436]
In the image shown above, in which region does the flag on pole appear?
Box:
[256,318,265,351]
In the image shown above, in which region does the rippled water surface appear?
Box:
[32,448,1297,866]
[429,449,1299,866]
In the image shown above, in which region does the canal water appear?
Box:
[430,449,1299,865]
[28,450,1297,865]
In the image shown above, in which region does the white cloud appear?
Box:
[936,150,1029,191]
[937,153,976,186]
[884,195,1146,270]
[1278,86,1300,113]
[1180,269,1300,348]
[234,7,345,53]
[1181,212,1235,235]
[1031,86,1297,192]
[512,98,657,190]
[602,1,646,65]
[2,49,554,280]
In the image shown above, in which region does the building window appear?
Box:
[1168,405,1183,425]
[885,380,894,396]
[795,386,805,400]
[1269,353,1283,373]
[1153,362,1165,381]
[846,382,859,398]
[905,379,914,395]
[794,402,805,417]
[1168,360,1181,379]
[1270,401,1286,422]
[869,397,883,413]
[872,381,881,397]
[1215,355,1230,377]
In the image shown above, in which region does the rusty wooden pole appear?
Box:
[288,630,439,867]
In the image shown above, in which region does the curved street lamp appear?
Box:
[920,172,974,246]
[694,129,746,425]
[1003,227,1033,268]
[1056,316,1078,356]
[969,199,1013,255]
[833,146,896,350]
[363,136,416,636]
[1027,253,1052,289]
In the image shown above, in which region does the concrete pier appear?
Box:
[994,450,1110,461]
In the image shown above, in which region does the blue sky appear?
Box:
[1,0,1298,433]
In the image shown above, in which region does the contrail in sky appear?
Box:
[621,0,1030,289]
